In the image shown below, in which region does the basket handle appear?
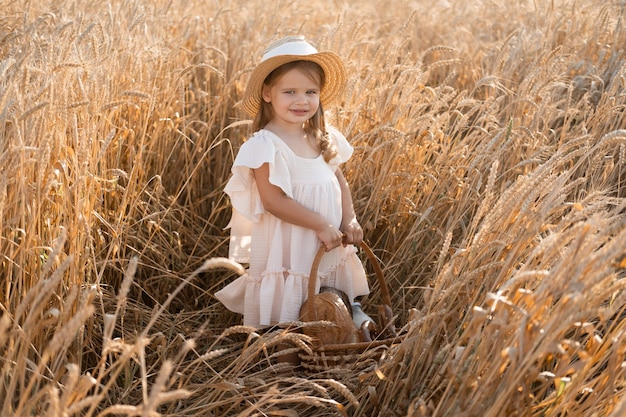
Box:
[307,241,392,309]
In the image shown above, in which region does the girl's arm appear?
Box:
[253,163,344,250]
[335,168,363,246]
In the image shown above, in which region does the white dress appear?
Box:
[215,127,369,328]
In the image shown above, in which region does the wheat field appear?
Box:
[1,0,625,415]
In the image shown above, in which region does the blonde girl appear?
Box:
[215,36,371,330]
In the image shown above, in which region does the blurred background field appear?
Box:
[1,0,625,415]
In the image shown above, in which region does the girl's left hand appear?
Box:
[340,219,363,247]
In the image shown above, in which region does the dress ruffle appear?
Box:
[223,131,293,262]
[216,126,368,328]
[224,132,294,224]
[215,245,369,327]
[224,127,353,263]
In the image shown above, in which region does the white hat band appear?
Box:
[261,40,319,62]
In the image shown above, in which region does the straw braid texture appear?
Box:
[299,242,404,373]
[240,36,347,116]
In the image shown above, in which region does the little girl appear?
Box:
[215,36,371,330]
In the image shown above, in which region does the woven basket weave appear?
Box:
[298,241,403,373]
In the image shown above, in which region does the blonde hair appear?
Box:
[252,60,338,163]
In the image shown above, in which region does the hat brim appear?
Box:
[240,51,346,117]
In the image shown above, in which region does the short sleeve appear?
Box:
[328,125,353,167]
[224,131,293,224]
[223,132,293,261]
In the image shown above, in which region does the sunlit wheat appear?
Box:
[1,0,625,416]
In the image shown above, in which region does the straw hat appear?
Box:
[241,36,347,116]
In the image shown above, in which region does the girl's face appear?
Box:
[261,67,321,128]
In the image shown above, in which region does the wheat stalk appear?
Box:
[2,1,626,416]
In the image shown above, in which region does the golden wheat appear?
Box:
[1,0,626,415]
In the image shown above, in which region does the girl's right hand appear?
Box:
[316,224,344,251]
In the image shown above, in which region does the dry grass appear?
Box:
[1,0,625,415]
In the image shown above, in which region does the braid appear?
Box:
[305,103,338,162]
[316,130,338,163]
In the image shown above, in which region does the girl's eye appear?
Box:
[307,90,319,95]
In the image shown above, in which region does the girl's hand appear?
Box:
[340,218,363,247]
[316,224,344,250]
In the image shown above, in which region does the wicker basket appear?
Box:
[298,241,403,373]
